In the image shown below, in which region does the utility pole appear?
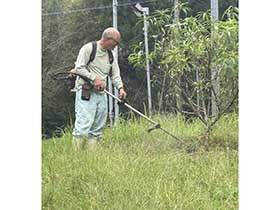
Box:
[211,0,219,116]
[211,0,219,20]
[112,0,119,125]
[107,0,116,126]
[134,3,152,117]
[143,8,152,117]
[174,0,180,23]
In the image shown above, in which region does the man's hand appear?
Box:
[70,69,76,74]
[94,77,106,91]
[118,87,127,99]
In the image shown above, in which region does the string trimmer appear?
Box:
[49,71,186,145]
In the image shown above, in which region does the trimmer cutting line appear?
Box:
[50,71,186,145]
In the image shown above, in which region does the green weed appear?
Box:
[42,113,238,210]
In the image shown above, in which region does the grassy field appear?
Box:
[42,113,238,210]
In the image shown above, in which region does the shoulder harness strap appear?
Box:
[107,49,114,76]
[107,49,114,64]
[87,41,97,66]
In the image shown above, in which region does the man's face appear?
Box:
[106,36,120,50]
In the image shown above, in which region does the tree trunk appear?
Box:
[204,128,211,151]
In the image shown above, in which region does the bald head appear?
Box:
[101,27,121,41]
[99,27,121,50]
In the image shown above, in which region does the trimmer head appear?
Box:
[147,123,161,133]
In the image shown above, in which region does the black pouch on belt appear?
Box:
[81,81,93,101]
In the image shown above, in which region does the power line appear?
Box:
[119,0,158,7]
[42,0,159,16]
[42,5,111,16]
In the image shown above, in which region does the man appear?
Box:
[71,27,127,150]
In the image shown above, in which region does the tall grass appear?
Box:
[42,113,238,210]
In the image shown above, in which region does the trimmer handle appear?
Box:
[117,97,128,105]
